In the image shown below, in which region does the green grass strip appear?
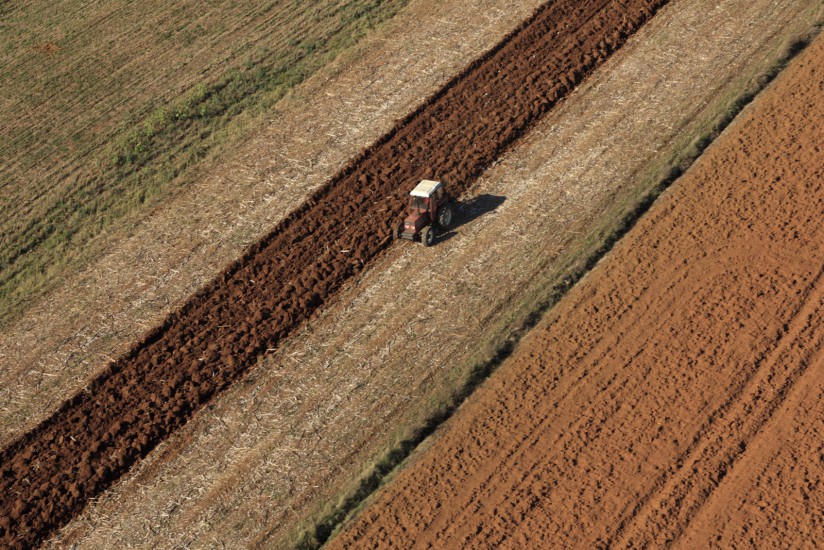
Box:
[0,0,409,328]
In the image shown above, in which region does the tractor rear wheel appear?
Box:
[437,204,453,229]
[421,226,434,247]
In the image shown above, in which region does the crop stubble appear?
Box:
[0,0,669,547]
[330,34,824,549]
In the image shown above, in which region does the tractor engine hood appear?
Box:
[404,212,427,231]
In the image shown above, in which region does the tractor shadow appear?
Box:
[437,194,506,245]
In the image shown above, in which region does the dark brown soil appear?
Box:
[0,1,669,547]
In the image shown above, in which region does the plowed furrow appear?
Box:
[0,1,669,547]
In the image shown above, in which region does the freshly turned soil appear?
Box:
[0,1,669,547]
[329,35,824,549]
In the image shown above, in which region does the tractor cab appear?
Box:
[394,180,454,246]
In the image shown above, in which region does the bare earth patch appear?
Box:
[42,0,822,547]
[677,350,823,547]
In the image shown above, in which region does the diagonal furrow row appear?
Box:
[0,0,669,547]
[611,270,824,547]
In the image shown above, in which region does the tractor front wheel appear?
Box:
[437,204,453,229]
[392,223,402,241]
[421,226,435,247]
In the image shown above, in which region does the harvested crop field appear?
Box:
[0,0,670,547]
[331,33,824,549]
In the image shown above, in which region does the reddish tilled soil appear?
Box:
[0,1,670,547]
[330,35,824,549]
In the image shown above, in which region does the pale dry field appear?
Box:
[0,0,545,448]
[43,0,824,547]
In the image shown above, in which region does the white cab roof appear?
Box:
[410,179,442,198]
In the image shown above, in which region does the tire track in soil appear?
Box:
[0,1,669,547]
[676,347,824,548]
[608,270,824,548]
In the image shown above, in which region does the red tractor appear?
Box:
[393,180,454,246]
